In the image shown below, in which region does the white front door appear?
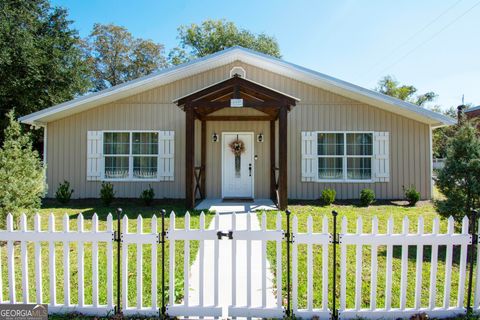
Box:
[222,132,254,198]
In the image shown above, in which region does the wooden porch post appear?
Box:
[278,105,288,210]
[270,120,276,202]
[200,120,207,199]
[185,106,195,209]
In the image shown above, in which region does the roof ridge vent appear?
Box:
[230,66,246,78]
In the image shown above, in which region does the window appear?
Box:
[103,132,159,180]
[317,132,373,181]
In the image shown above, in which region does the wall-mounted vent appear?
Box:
[229,66,246,78]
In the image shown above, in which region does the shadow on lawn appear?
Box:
[377,243,464,265]
[289,198,431,208]
[42,198,200,221]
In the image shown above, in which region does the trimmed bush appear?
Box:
[320,188,336,205]
[100,182,115,206]
[360,188,375,207]
[404,185,420,206]
[55,180,74,204]
[140,185,155,206]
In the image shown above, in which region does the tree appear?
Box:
[436,122,480,219]
[84,23,167,91]
[0,0,91,139]
[375,75,437,107]
[0,111,46,226]
[170,19,281,64]
[432,106,457,158]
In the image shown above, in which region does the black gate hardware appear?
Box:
[216,230,233,240]
[285,210,292,319]
[331,210,339,320]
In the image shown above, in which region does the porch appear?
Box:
[174,73,298,210]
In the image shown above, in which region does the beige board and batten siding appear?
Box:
[46,60,431,199]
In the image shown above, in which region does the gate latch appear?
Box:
[216,230,233,240]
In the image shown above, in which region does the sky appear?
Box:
[51,0,480,110]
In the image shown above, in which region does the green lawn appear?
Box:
[0,199,213,309]
[263,199,476,312]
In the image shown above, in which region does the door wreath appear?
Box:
[229,138,245,177]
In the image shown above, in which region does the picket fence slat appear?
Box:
[292,215,298,313]
[231,212,237,307]
[34,214,42,304]
[199,212,205,307]
[246,212,252,308]
[444,217,454,308]
[48,214,56,307]
[20,214,29,303]
[63,214,70,307]
[261,212,267,308]
[183,212,190,307]
[429,218,440,309]
[414,216,424,310]
[370,216,378,311]
[399,216,409,311]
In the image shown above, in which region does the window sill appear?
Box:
[102,178,164,182]
[316,179,374,183]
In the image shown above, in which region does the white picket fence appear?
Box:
[0,213,114,315]
[0,211,479,319]
[338,215,471,319]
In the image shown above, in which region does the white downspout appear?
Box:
[43,124,47,167]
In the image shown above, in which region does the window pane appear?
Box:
[318,133,344,155]
[347,133,372,155]
[318,157,343,180]
[104,132,130,155]
[132,132,158,155]
[133,156,158,179]
[347,157,371,180]
[105,156,129,179]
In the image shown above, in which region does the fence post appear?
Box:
[160,209,167,319]
[332,210,339,320]
[467,209,478,313]
[285,210,291,318]
[115,208,122,315]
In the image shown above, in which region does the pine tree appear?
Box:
[0,111,46,226]
[436,121,480,219]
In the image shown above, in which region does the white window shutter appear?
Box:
[301,132,318,182]
[159,131,175,181]
[87,131,103,181]
[373,132,390,182]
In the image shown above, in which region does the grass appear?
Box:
[0,199,213,310]
[263,199,476,312]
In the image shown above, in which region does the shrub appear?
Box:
[100,182,115,206]
[360,188,375,207]
[436,122,480,219]
[0,111,46,226]
[55,180,74,204]
[320,188,336,205]
[140,185,155,206]
[404,185,420,206]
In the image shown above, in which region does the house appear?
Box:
[465,105,480,127]
[19,46,454,210]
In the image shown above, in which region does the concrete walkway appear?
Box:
[187,211,278,317]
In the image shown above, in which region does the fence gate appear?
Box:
[166,211,286,319]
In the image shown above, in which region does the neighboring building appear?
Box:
[465,105,480,126]
[19,47,454,209]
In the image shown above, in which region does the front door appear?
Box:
[222,132,254,199]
